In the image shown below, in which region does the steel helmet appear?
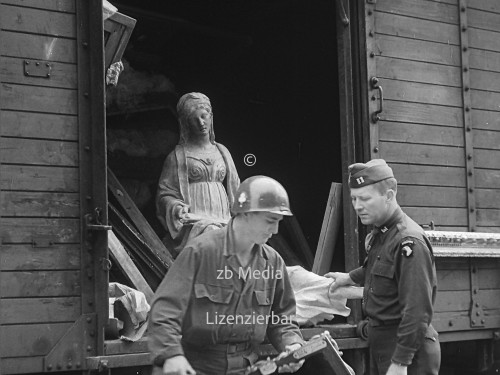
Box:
[231,175,293,216]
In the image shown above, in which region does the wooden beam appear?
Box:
[313,183,343,275]
[107,167,173,268]
[108,231,154,303]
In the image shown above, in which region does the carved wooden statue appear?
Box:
[156,93,239,252]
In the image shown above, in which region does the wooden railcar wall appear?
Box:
[0,0,82,372]
[433,257,500,333]
[367,0,500,232]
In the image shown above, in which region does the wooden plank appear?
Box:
[382,100,463,127]
[1,84,77,115]
[0,4,76,37]
[0,297,80,324]
[470,69,500,93]
[381,79,462,107]
[1,56,77,89]
[1,110,78,140]
[432,311,500,332]
[0,244,80,270]
[0,270,80,297]
[380,142,465,167]
[108,231,154,302]
[477,209,500,227]
[426,0,457,5]
[1,191,79,217]
[375,11,460,45]
[397,185,466,208]
[0,217,80,243]
[479,265,500,288]
[470,48,500,72]
[473,129,500,151]
[476,168,500,189]
[376,0,459,24]
[0,165,79,192]
[468,8,500,33]
[0,357,43,374]
[403,207,468,226]
[472,109,500,131]
[109,203,166,288]
[0,323,72,357]
[437,268,470,291]
[429,226,468,232]
[108,168,174,268]
[475,149,500,170]
[434,290,500,312]
[435,258,468,271]
[312,183,342,275]
[0,138,78,167]
[476,188,500,209]
[471,89,500,112]
[375,34,461,66]
[392,164,466,187]
[476,227,500,233]
[377,57,461,87]
[470,28,500,54]
[468,0,500,13]
[379,122,464,146]
[0,31,76,63]
[1,0,76,13]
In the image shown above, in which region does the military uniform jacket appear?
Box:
[148,219,304,366]
[349,207,437,365]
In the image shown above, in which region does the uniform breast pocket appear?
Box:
[194,283,234,304]
[371,261,397,297]
[254,288,274,315]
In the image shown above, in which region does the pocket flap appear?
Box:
[194,283,233,304]
[371,261,395,278]
[254,290,272,306]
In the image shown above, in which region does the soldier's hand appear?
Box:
[160,355,196,375]
[276,343,304,373]
[324,272,354,291]
[385,362,407,375]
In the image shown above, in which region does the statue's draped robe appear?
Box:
[156,143,239,251]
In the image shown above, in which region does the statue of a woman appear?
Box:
[156,93,240,252]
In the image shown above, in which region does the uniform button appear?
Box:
[377,256,380,260]
[370,288,373,292]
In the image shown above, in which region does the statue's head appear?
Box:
[176,92,215,145]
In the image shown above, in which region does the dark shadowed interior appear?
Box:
[107,0,343,269]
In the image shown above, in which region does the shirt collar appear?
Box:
[374,206,404,235]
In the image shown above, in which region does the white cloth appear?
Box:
[286,266,363,326]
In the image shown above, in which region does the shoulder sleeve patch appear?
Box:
[401,239,415,257]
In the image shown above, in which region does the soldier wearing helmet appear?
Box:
[149,176,305,375]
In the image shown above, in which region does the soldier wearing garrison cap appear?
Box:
[327,159,441,375]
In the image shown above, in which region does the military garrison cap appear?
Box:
[348,159,394,188]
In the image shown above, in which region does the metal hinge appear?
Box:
[470,261,485,327]
[85,207,112,232]
[24,60,52,78]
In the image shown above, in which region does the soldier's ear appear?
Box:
[386,189,396,202]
